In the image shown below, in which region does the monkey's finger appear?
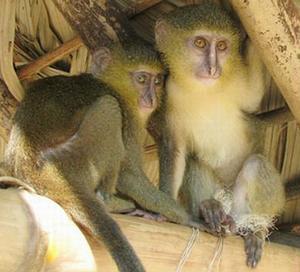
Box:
[212,210,222,233]
[218,208,227,223]
[245,235,263,268]
[206,209,217,232]
[200,207,210,224]
[247,247,260,268]
[252,237,263,267]
[223,215,236,233]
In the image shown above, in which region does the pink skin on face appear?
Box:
[187,33,231,85]
[132,71,164,111]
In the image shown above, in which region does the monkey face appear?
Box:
[131,69,164,112]
[186,32,231,85]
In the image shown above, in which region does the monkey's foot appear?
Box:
[126,209,167,222]
[244,232,264,268]
[200,199,235,233]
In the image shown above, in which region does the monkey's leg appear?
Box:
[231,154,285,268]
[98,192,136,213]
[180,158,231,233]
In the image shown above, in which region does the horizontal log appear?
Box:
[90,215,300,272]
[1,186,299,272]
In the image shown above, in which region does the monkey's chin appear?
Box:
[139,106,154,124]
[196,78,219,86]
[140,106,155,113]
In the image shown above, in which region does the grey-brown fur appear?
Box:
[3,40,209,271]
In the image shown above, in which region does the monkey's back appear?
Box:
[14,74,122,148]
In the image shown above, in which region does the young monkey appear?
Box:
[152,3,285,268]
[3,39,208,272]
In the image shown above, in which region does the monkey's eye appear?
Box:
[217,41,227,51]
[136,74,146,84]
[154,75,163,85]
[194,37,207,49]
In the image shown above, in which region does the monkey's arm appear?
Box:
[148,109,178,197]
[180,158,222,215]
[180,158,231,233]
[116,163,209,231]
[150,118,186,200]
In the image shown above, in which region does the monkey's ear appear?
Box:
[155,19,169,45]
[90,47,112,76]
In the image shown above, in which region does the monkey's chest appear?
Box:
[173,108,253,174]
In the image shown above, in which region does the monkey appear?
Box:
[2,38,211,271]
[151,3,285,268]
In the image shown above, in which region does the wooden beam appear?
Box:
[1,186,300,271]
[230,0,300,124]
[270,231,300,248]
[18,36,83,81]
[257,107,295,125]
[124,0,162,16]
[286,179,300,198]
[90,215,300,272]
[51,0,133,51]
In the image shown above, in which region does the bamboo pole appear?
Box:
[1,185,299,272]
[230,0,300,124]
[90,215,300,272]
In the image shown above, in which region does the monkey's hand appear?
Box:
[200,199,234,234]
[244,231,264,268]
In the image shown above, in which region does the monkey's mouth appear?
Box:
[195,67,221,82]
[196,74,221,85]
[139,98,156,111]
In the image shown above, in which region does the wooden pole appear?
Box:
[50,0,134,51]
[90,214,300,272]
[1,184,299,272]
[229,0,300,124]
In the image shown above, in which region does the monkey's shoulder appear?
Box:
[25,73,117,105]
[13,74,124,143]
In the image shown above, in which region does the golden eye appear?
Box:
[217,41,227,51]
[154,76,162,85]
[194,38,207,49]
[137,74,146,83]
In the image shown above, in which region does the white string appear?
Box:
[175,227,199,272]
[207,235,224,272]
